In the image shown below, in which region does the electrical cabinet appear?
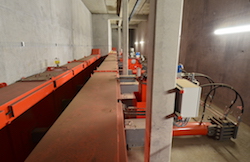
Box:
[175,79,201,117]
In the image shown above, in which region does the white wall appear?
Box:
[0,0,93,85]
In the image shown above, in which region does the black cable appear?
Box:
[182,72,216,101]
[182,69,187,73]
[194,73,216,102]
[200,84,244,125]
[201,83,233,106]
[182,73,215,84]
[180,72,244,125]
[193,73,215,84]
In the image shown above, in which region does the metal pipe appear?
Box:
[173,122,211,136]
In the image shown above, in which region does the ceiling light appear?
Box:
[134,42,138,45]
[140,41,144,44]
[214,25,250,35]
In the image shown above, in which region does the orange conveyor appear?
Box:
[25,53,127,162]
[0,54,101,130]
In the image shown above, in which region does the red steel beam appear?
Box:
[8,82,54,121]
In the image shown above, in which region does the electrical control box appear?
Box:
[175,79,201,117]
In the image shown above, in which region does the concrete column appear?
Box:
[122,0,128,75]
[118,26,121,54]
[108,20,112,53]
[144,0,184,162]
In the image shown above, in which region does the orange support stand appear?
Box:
[91,48,101,55]
[132,69,146,75]
[173,122,212,136]
[133,80,147,118]
[139,80,147,102]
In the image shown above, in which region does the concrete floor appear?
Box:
[171,122,250,162]
[127,108,250,162]
[128,122,250,162]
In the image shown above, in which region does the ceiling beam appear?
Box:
[131,15,148,21]
[116,0,148,27]
[129,0,141,21]
[118,0,123,27]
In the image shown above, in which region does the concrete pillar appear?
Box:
[144,0,184,162]
[118,26,121,54]
[108,20,112,53]
[122,0,128,75]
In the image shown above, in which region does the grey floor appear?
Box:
[127,107,250,162]
[128,122,250,162]
[171,122,250,162]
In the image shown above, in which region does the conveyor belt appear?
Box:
[25,54,127,162]
[0,82,47,106]
[0,54,101,129]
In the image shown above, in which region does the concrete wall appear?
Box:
[72,0,93,59]
[0,0,93,85]
[112,28,118,50]
[92,14,119,55]
[134,21,148,58]
[179,0,250,125]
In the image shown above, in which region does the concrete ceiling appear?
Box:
[81,0,117,14]
[81,0,149,25]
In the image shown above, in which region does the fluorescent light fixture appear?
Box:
[214,25,250,35]
[140,41,144,44]
[134,42,138,45]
